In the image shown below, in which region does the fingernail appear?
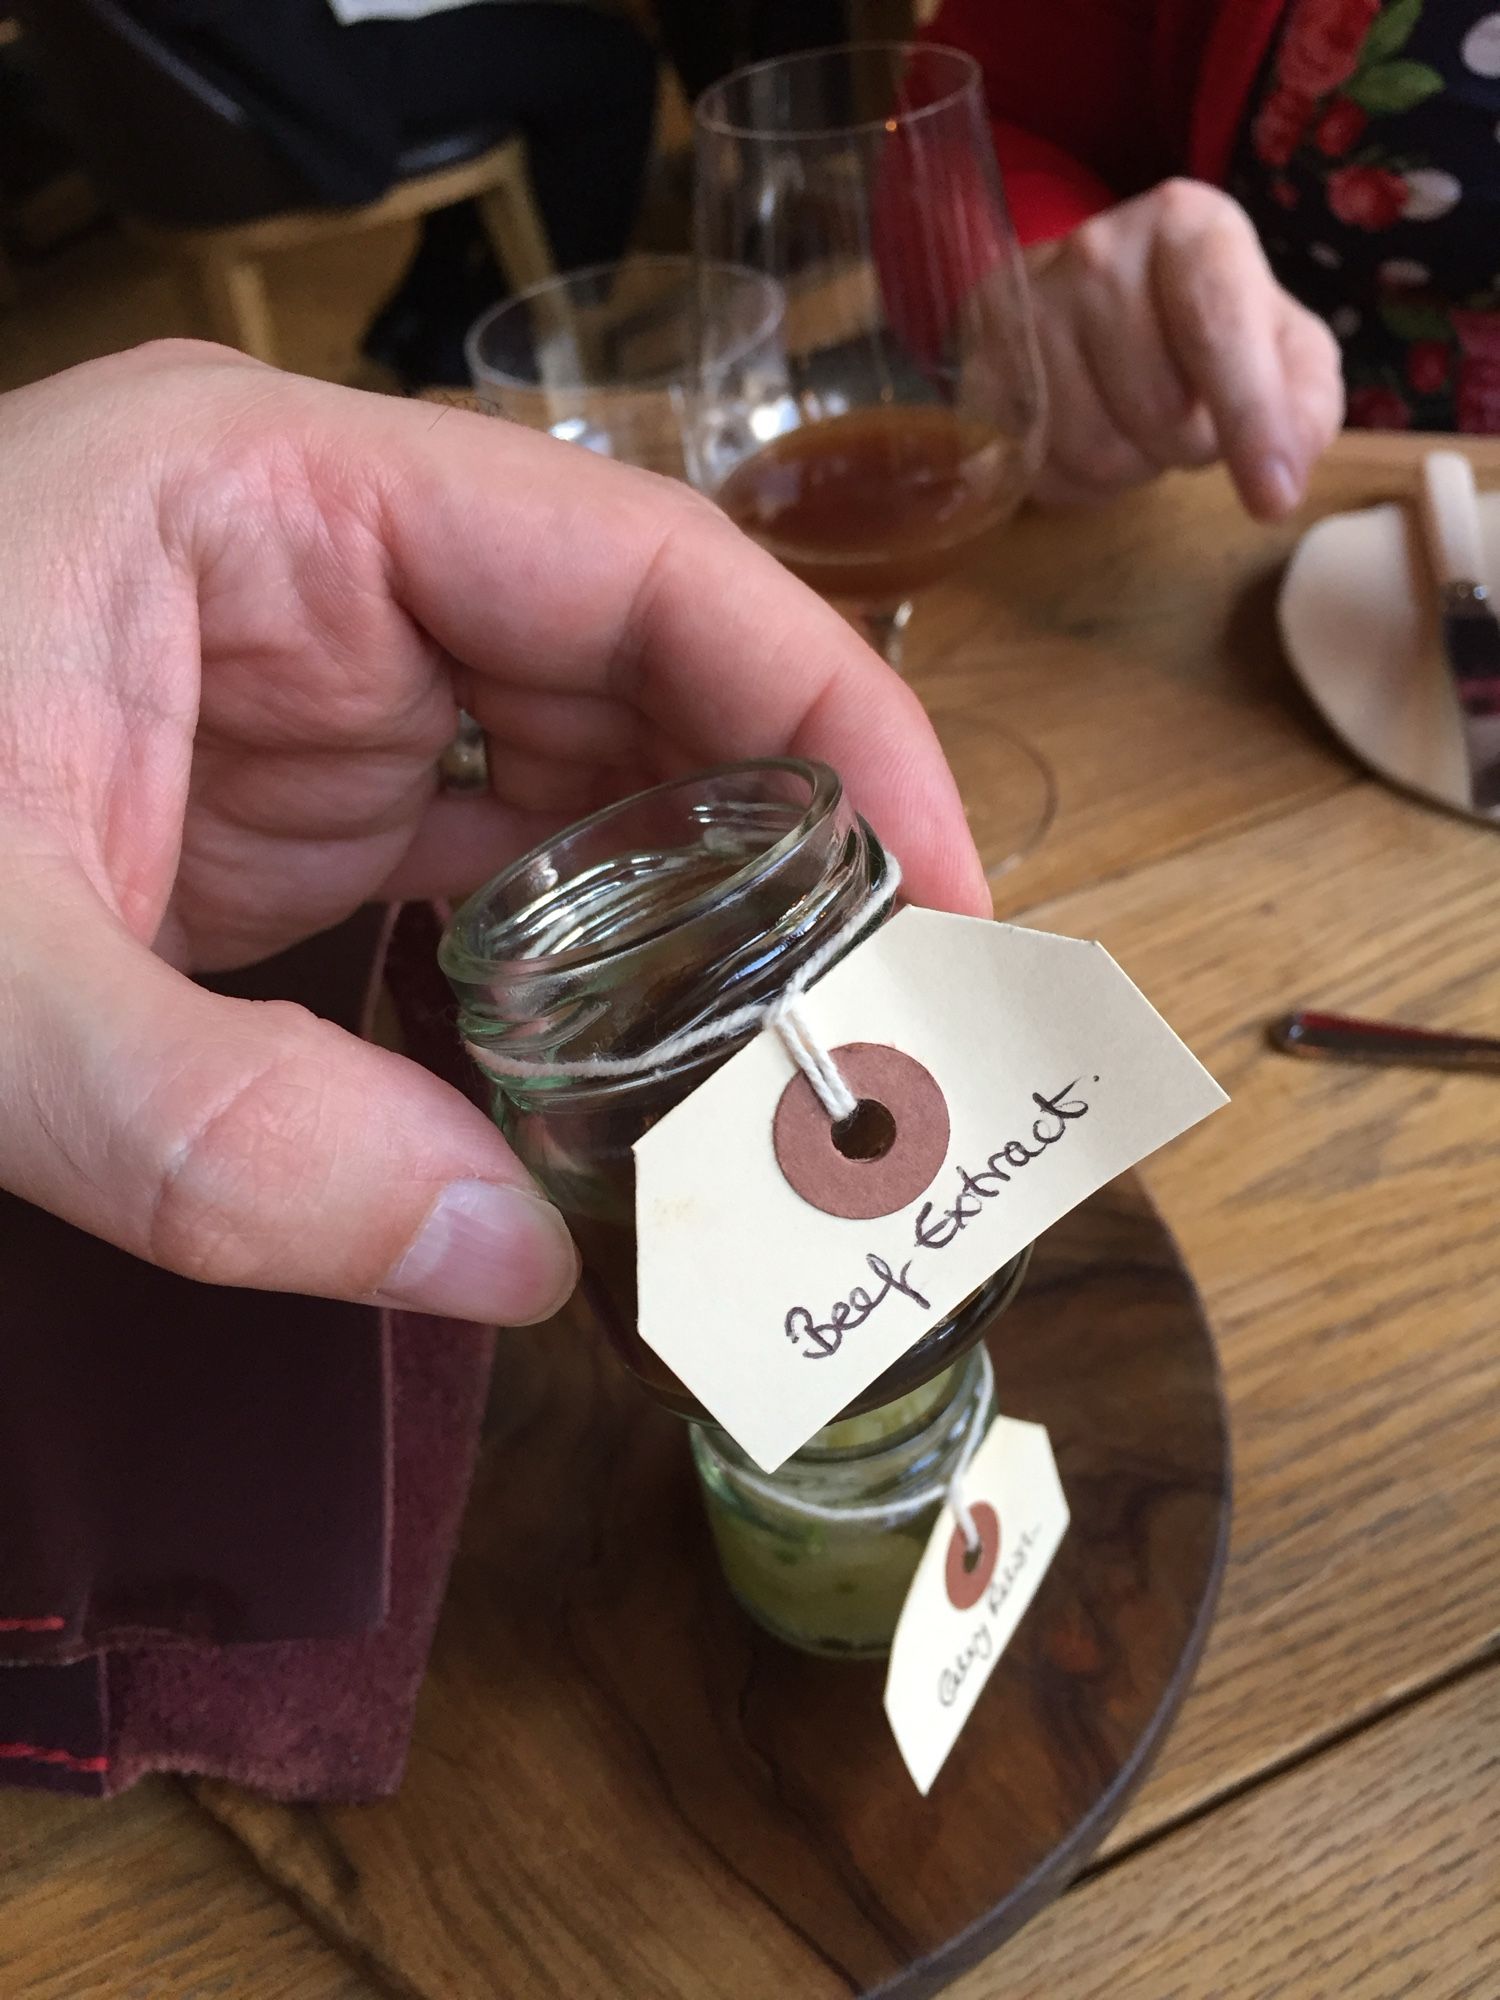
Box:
[379,1180,580,1325]
[1261,454,1300,516]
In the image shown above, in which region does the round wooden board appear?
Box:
[214,1174,1229,2000]
[418,1173,1230,1995]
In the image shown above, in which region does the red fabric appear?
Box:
[105,1297,493,1802]
[0,902,495,1802]
[988,125,1115,245]
[927,0,1291,243]
[0,912,395,1673]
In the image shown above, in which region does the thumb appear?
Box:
[3,890,579,1325]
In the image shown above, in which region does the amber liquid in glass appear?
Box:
[716,405,1025,601]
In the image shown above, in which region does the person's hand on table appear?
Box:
[0,343,986,1327]
[1026,179,1345,521]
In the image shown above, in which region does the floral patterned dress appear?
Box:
[1232,0,1500,429]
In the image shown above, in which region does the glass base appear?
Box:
[847,601,1058,885]
[928,709,1057,886]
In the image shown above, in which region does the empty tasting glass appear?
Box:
[440,760,1029,1654]
[465,254,782,481]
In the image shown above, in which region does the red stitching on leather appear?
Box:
[0,1616,66,1633]
[0,1742,109,1775]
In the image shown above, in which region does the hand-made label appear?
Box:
[634,908,1226,1472]
[885,1415,1069,1794]
[785,1079,1093,1358]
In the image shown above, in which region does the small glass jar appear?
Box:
[440,760,1027,1651]
[694,1338,1012,1657]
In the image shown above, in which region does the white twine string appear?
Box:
[769,993,858,1122]
[467,851,902,1121]
[944,1349,993,1555]
[709,1346,995,1545]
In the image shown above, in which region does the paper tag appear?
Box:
[633,908,1226,1471]
[884,1415,1069,1794]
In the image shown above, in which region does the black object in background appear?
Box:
[653,0,850,102]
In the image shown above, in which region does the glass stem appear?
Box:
[861,600,913,672]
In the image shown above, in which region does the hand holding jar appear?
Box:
[0,342,987,1329]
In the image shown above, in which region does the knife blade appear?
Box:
[1419,450,1500,814]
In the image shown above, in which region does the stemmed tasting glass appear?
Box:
[690,42,1055,876]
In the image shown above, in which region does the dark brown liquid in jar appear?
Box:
[572,1212,1020,1421]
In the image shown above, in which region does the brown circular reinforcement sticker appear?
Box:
[772,1042,949,1220]
[945,1501,1000,1610]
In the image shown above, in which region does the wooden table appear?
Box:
[3,432,1498,1998]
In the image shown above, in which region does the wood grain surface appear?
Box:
[910,475,1351,913]
[0,1781,375,2000]
[196,1177,1229,1999]
[5,434,1500,1997]
[1022,781,1500,1855]
[948,1661,1500,2000]
[907,435,1500,916]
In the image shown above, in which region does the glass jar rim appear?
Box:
[694,41,981,145]
[440,757,843,988]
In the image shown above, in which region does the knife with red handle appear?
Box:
[1270,1010,1500,1072]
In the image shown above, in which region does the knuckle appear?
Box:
[1127,368,1196,441]
[146,1003,333,1286]
[1324,367,1348,434]
[663,476,724,529]
[1164,406,1221,468]
[1153,177,1214,229]
[1307,310,1344,372]
[1089,434,1151,488]
[622,461,724,541]
[1121,424,1180,475]
[1175,239,1265,348]
[1309,360,1348,440]
[1049,426,1149,496]
[610,489,741,700]
[1067,215,1122,283]
[661,480,740,561]
[95,336,267,382]
[1282,309,1347,433]
[1155,177,1253,248]
[141,334,249,367]
[1032,466,1109,511]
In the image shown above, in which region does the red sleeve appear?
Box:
[987,125,1117,247]
[925,0,1149,244]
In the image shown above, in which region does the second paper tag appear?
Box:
[884,1415,1069,1794]
[634,907,1226,1471]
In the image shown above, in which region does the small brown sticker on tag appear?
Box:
[634,908,1227,1473]
[944,1501,1000,1609]
[772,1042,949,1220]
